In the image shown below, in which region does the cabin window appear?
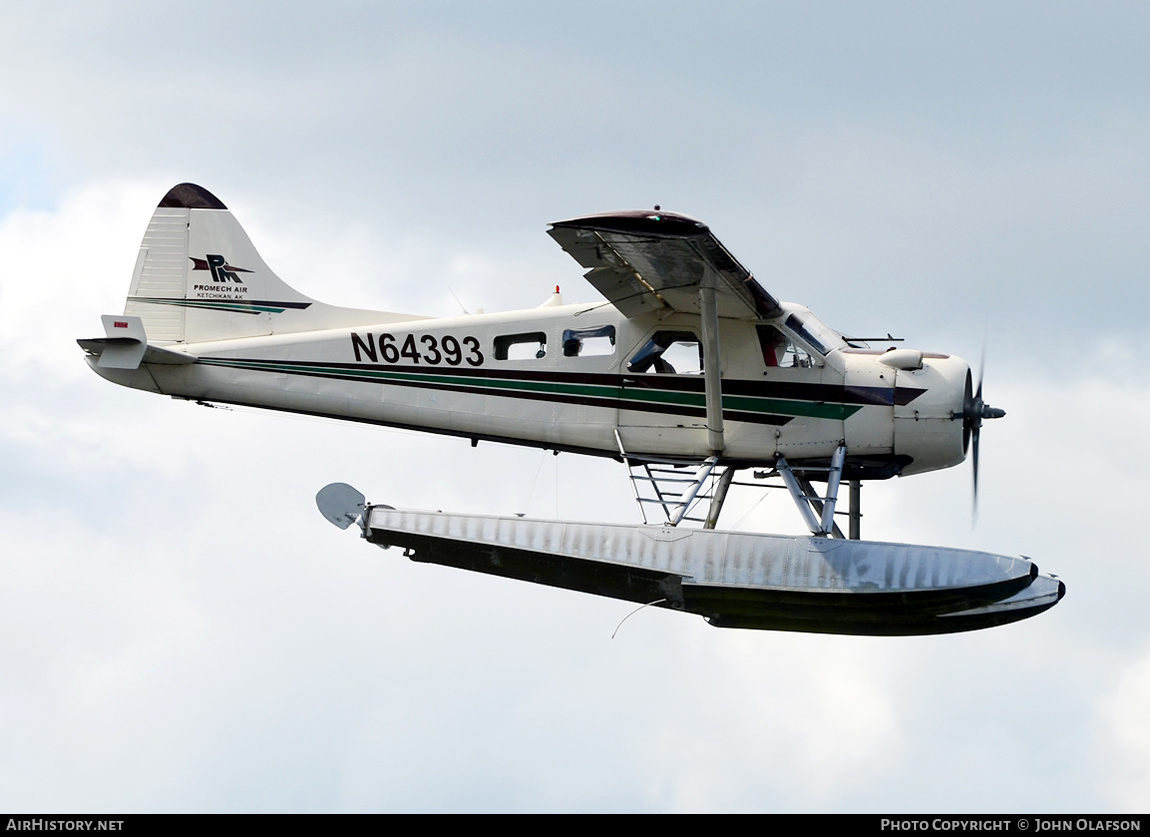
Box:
[562,325,616,357]
[494,331,547,360]
[628,331,703,374]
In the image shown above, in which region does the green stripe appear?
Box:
[199,357,864,422]
[130,298,289,314]
[724,394,862,421]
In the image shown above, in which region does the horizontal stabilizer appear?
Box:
[77,315,197,368]
[140,344,198,365]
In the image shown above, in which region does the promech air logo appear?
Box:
[189,254,252,283]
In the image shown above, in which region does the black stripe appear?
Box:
[200,358,795,426]
[209,356,923,407]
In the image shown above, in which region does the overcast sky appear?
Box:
[1,1,1148,813]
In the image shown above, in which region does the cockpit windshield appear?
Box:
[783,311,845,356]
[757,309,846,368]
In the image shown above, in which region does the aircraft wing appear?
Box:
[548,210,782,320]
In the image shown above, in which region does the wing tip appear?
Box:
[550,209,707,238]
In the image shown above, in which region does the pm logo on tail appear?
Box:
[190,254,252,283]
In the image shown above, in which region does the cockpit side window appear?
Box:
[562,325,616,357]
[757,324,814,368]
[628,331,703,374]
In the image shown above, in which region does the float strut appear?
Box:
[704,467,735,529]
[776,445,848,538]
[849,479,861,540]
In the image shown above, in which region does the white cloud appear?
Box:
[1096,649,1150,812]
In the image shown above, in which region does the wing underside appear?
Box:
[547,210,782,320]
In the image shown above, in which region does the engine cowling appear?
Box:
[892,354,969,476]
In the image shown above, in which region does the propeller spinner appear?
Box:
[962,367,1006,515]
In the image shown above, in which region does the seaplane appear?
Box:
[79,183,1065,635]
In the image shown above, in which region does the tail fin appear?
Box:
[124,183,405,344]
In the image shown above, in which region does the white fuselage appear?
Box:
[90,299,970,479]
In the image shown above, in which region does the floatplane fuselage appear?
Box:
[80,184,1062,635]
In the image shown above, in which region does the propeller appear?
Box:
[962,358,1006,518]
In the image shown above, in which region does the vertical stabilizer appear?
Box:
[123,183,407,344]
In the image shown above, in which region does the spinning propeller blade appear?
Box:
[962,353,1006,520]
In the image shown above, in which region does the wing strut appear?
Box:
[699,271,725,454]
